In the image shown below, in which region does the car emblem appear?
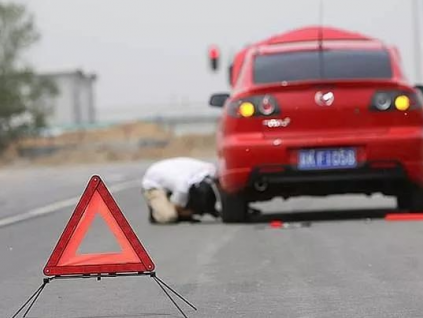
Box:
[263,118,291,128]
[315,91,335,106]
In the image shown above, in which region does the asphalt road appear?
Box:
[1,161,423,318]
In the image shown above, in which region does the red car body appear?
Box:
[210,26,423,222]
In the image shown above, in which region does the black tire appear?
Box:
[397,186,423,211]
[220,191,248,223]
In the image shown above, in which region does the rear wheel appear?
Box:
[396,186,423,211]
[221,191,248,223]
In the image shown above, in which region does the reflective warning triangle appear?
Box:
[44,175,155,276]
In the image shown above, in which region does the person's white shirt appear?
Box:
[142,157,217,207]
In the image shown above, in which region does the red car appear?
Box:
[210,26,423,223]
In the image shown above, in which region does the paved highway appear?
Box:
[1,161,423,317]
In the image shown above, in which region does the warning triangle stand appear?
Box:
[11,175,196,318]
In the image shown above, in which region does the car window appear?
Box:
[254,49,393,84]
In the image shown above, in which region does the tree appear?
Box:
[0,2,57,151]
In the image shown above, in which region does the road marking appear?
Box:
[0,179,141,229]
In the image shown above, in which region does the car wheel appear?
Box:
[397,186,423,211]
[220,191,248,223]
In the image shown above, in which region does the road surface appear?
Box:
[1,161,423,318]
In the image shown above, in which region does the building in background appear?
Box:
[40,70,97,128]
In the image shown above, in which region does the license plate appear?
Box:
[298,148,357,170]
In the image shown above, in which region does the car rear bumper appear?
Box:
[251,162,405,183]
[218,128,423,195]
[247,162,408,200]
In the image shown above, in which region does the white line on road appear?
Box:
[0,179,141,229]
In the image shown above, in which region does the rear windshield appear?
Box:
[254,49,393,84]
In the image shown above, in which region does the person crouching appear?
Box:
[141,157,220,224]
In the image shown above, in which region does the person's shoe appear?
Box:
[177,215,201,223]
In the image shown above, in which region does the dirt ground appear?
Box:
[0,121,217,166]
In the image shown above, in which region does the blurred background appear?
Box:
[0,0,421,165]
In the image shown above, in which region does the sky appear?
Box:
[15,0,422,111]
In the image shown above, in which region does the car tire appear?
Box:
[220,191,248,223]
[397,186,423,211]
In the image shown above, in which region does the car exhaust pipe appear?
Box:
[254,181,269,192]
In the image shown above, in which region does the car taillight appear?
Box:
[238,102,255,117]
[373,92,392,111]
[231,95,280,118]
[394,95,410,111]
[371,91,420,112]
[259,96,276,115]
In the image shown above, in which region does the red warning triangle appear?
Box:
[44,175,155,276]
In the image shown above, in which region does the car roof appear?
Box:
[263,25,375,44]
[253,26,386,54]
[256,40,387,55]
